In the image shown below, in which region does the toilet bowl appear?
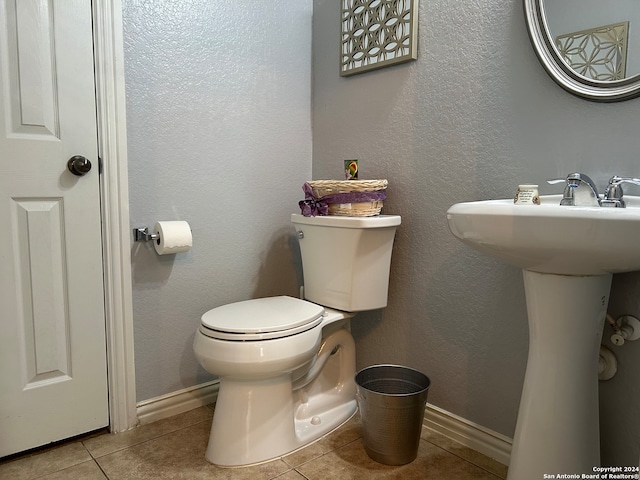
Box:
[194,298,356,466]
[193,213,401,467]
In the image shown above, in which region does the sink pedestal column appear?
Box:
[507,271,611,480]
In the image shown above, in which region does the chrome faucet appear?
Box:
[547,173,601,207]
[601,176,640,208]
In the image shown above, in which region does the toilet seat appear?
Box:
[199,296,325,341]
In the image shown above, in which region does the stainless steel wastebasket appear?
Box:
[355,364,431,466]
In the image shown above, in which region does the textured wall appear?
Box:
[313,0,640,466]
[123,1,312,401]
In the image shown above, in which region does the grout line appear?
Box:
[293,470,312,480]
[269,467,309,480]
[27,459,106,480]
[84,418,213,459]
[289,436,362,470]
[94,458,110,479]
[424,440,507,479]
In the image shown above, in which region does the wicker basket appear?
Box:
[307,179,388,216]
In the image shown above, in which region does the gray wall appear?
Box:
[123,1,312,401]
[312,0,640,467]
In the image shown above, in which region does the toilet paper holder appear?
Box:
[133,221,192,255]
[133,227,158,242]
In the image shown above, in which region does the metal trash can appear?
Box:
[355,364,431,466]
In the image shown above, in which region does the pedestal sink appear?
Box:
[447,194,640,480]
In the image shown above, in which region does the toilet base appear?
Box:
[206,379,357,468]
[205,327,357,467]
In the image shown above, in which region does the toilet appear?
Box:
[193,213,401,467]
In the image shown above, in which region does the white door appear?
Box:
[0,0,108,457]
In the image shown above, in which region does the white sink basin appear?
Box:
[447,194,640,276]
[447,192,640,477]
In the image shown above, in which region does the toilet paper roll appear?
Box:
[153,221,192,255]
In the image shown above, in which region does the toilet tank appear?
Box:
[291,213,401,312]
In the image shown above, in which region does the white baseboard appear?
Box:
[423,403,512,466]
[136,380,219,425]
[135,381,511,466]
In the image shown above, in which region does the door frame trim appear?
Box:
[93,0,137,433]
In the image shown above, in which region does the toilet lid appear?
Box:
[200,296,325,340]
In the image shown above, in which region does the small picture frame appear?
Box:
[340,0,419,77]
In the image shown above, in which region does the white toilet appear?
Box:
[193,213,401,467]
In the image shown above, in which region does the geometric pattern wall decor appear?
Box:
[340,0,419,77]
[555,22,629,81]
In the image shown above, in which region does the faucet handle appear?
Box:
[607,175,640,187]
[602,176,640,208]
[547,174,590,187]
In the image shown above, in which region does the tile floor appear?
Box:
[0,405,508,479]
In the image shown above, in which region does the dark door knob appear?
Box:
[67,155,92,176]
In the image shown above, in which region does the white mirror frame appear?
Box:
[524,0,640,102]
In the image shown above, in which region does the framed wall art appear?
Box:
[340,0,419,77]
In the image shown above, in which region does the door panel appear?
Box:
[0,0,109,457]
[13,198,73,387]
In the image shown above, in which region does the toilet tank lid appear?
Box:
[201,296,325,334]
[291,214,401,228]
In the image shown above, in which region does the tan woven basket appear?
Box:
[307,179,388,216]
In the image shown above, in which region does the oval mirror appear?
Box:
[524,0,640,102]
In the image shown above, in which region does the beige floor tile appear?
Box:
[84,405,213,458]
[39,460,107,479]
[282,439,327,469]
[317,414,363,451]
[96,420,293,480]
[0,442,92,480]
[0,405,511,480]
[421,428,508,479]
[283,414,362,468]
[296,438,503,480]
